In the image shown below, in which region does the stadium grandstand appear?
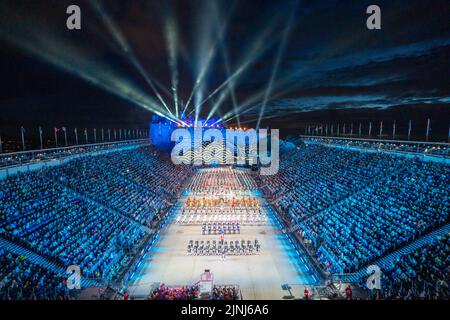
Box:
[0,136,448,300]
[0,0,449,309]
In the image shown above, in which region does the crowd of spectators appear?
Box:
[303,137,450,157]
[0,146,194,299]
[0,248,71,300]
[0,140,148,169]
[263,142,449,275]
[147,283,240,300]
[46,147,193,227]
[148,283,199,300]
[373,234,449,300]
[212,285,240,300]
[0,171,147,278]
[263,144,405,220]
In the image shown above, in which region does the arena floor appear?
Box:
[127,173,317,299]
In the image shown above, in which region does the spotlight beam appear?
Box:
[206,90,228,120]
[184,1,234,118]
[220,39,240,126]
[194,20,282,119]
[91,0,175,117]
[199,0,238,123]
[0,12,182,124]
[164,13,180,118]
[256,1,297,129]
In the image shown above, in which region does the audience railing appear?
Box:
[0,139,150,169]
[299,135,449,159]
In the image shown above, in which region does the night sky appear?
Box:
[0,0,449,143]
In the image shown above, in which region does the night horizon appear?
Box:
[0,0,449,147]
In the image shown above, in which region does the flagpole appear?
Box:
[369,122,372,138]
[392,120,396,140]
[448,123,450,143]
[39,126,43,149]
[358,122,362,137]
[74,128,79,145]
[102,128,104,142]
[426,118,430,141]
[408,120,412,141]
[63,127,68,146]
[379,121,383,138]
[54,127,58,147]
[21,126,26,150]
[94,128,97,143]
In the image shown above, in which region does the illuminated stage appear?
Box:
[126,168,317,299]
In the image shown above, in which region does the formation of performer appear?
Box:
[187,167,257,194]
[202,222,240,235]
[186,197,259,207]
[178,168,268,226]
[176,212,267,225]
[187,239,260,256]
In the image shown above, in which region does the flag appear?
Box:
[54,127,59,147]
[369,122,372,137]
[21,126,26,150]
[39,126,43,149]
[62,127,68,146]
[392,121,396,139]
[408,120,412,140]
[448,123,450,142]
[379,121,383,138]
[426,118,431,141]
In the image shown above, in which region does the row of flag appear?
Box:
[15,127,147,151]
[305,119,437,141]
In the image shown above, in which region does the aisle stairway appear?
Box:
[0,237,102,288]
[335,223,450,283]
[0,237,64,274]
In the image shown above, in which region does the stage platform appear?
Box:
[127,172,317,299]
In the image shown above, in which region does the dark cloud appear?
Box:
[0,0,449,131]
